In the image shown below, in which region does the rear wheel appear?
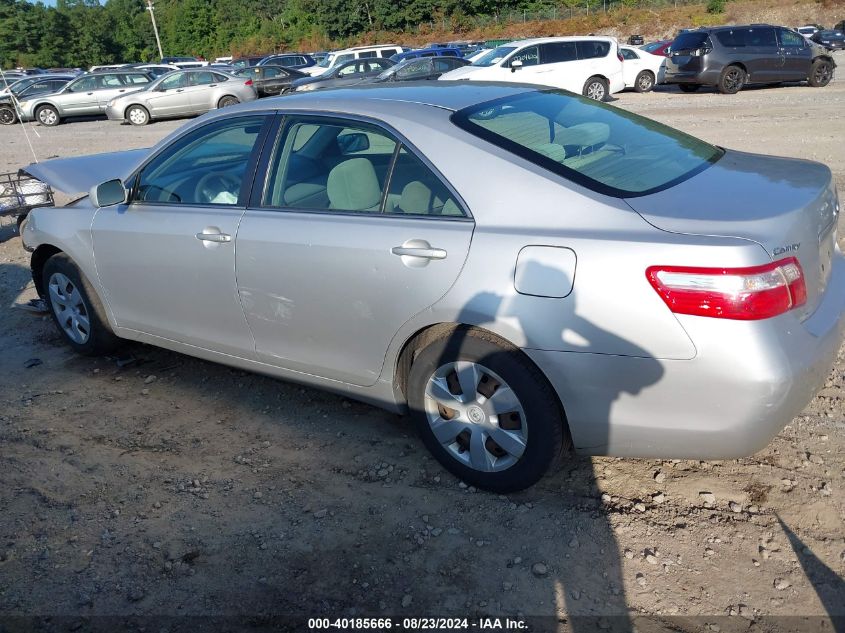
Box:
[634,70,655,93]
[407,328,568,492]
[808,58,833,87]
[217,96,239,108]
[36,104,60,126]
[126,104,149,126]
[0,105,17,125]
[717,65,745,94]
[678,83,700,92]
[42,254,120,356]
[582,76,609,101]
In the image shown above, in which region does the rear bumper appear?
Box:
[525,251,845,459]
[664,63,721,86]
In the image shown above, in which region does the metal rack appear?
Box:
[0,171,54,227]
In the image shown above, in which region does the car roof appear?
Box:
[497,35,617,47]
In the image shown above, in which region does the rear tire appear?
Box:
[42,254,120,356]
[407,327,568,492]
[582,76,609,101]
[0,105,17,125]
[634,70,655,93]
[717,65,745,94]
[126,104,150,126]
[217,96,239,108]
[808,58,833,87]
[36,104,60,126]
[678,83,700,92]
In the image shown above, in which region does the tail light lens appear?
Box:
[244,79,254,86]
[646,257,806,320]
[617,50,624,62]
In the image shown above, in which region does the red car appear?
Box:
[641,40,672,57]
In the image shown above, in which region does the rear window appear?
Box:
[672,32,709,51]
[451,90,722,198]
[576,41,610,59]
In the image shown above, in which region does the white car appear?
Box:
[619,45,666,92]
[439,37,625,101]
[302,45,408,77]
[797,26,819,39]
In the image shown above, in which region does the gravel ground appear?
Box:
[0,55,843,632]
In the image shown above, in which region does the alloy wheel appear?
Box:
[0,107,16,125]
[638,73,653,91]
[814,63,832,84]
[38,107,57,125]
[48,272,90,344]
[724,69,742,91]
[423,361,528,473]
[586,81,606,101]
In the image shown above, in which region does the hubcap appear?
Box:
[815,64,831,82]
[586,82,605,100]
[424,361,528,473]
[48,272,90,344]
[0,108,15,125]
[39,109,57,125]
[129,108,147,124]
[639,74,652,90]
[725,70,742,90]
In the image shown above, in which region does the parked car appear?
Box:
[665,25,836,93]
[291,58,395,92]
[0,75,74,125]
[619,45,665,92]
[628,34,645,45]
[640,40,672,57]
[161,56,207,68]
[234,65,306,97]
[811,29,845,50]
[439,37,625,101]
[302,45,408,77]
[369,57,470,83]
[796,25,819,39]
[21,83,845,492]
[390,47,464,62]
[257,53,316,71]
[17,70,154,126]
[105,69,256,126]
[133,64,180,78]
[0,74,72,97]
[231,56,266,70]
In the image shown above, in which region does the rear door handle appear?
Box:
[196,232,231,243]
[391,245,446,259]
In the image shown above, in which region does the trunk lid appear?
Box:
[625,149,839,320]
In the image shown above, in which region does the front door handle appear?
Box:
[196,232,231,243]
[391,245,446,259]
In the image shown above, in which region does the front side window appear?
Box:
[397,59,431,78]
[541,42,578,63]
[452,90,722,197]
[69,76,98,92]
[159,73,187,90]
[576,41,610,59]
[337,63,360,77]
[472,46,516,67]
[778,29,806,47]
[511,46,539,67]
[135,116,265,205]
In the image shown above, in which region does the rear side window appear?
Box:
[541,42,578,63]
[380,49,398,57]
[716,28,776,47]
[452,90,722,198]
[101,74,124,87]
[124,74,150,85]
[359,51,377,58]
[576,41,610,59]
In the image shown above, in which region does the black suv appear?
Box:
[665,25,836,93]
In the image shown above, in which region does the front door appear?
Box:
[59,75,101,115]
[91,114,272,357]
[777,28,813,80]
[235,115,474,386]
[145,72,192,118]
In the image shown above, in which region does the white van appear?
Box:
[302,45,409,76]
[439,36,625,101]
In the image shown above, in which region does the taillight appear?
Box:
[617,50,624,62]
[244,79,253,86]
[646,257,806,320]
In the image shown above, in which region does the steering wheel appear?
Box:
[194,171,241,204]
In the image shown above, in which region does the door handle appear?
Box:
[118,89,126,92]
[391,245,446,259]
[176,88,184,92]
[209,84,217,87]
[196,232,231,243]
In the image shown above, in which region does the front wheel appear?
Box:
[582,76,609,101]
[634,70,655,93]
[36,104,60,126]
[407,328,568,492]
[0,105,17,125]
[126,104,150,126]
[717,65,745,94]
[808,59,833,87]
[42,254,120,356]
[217,96,239,108]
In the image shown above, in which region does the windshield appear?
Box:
[318,54,335,68]
[472,46,516,67]
[452,90,722,197]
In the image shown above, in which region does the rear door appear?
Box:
[187,71,221,113]
[777,28,813,80]
[235,114,474,386]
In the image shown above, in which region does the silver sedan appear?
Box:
[21,83,845,492]
[105,69,257,125]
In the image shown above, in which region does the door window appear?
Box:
[620,48,639,60]
[576,40,611,59]
[778,28,806,47]
[398,59,431,78]
[68,76,98,92]
[123,73,151,85]
[262,67,282,78]
[100,74,124,87]
[135,116,266,206]
[159,73,187,90]
[337,63,360,77]
[511,46,539,67]
[433,58,456,73]
[191,71,216,85]
[541,42,578,63]
[385,147,463,216]
[358,51,377,58]
[380,49,399,58]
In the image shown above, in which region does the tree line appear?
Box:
[1,0,641,68]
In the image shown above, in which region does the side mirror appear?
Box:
[89,179,127,207]
[511,59,523,73]
[337,132,370,154]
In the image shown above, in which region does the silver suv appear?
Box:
[17,70,153,126]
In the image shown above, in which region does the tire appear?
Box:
[0,105,17,125]
[717,65,745,94]
[582,76,609,101]
[126,104,149,126]
[36,104,60,126]
[217,96,239,108]
[407,327,568,492]
[42,253,120,356]
[634,70,655,93]
[808,58,833,87]
[678,84,700,92]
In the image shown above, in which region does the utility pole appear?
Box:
[146,0,164,61]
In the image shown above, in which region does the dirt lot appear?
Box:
[1,58,844,632]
